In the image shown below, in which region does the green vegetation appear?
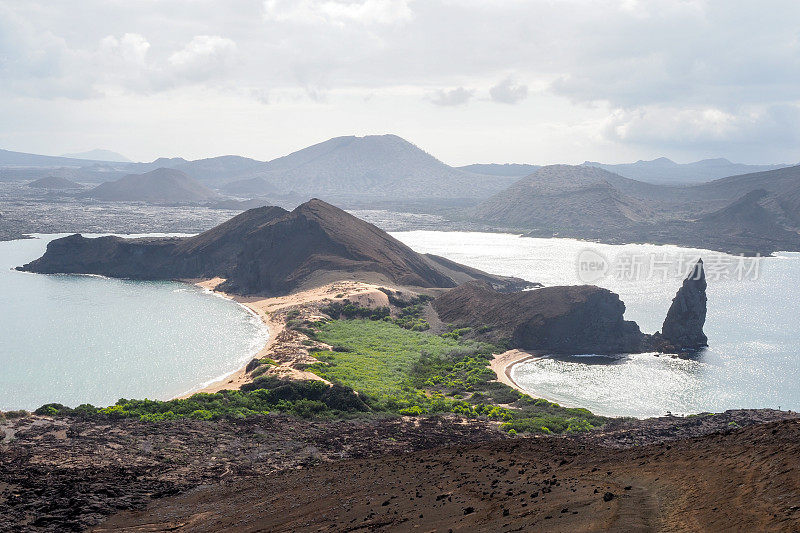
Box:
[34,377,370,422]
[30,308,605,435]
[321,290,432,331]
[321,300,390,321]
[0,410,29,420]
[307,319,606,434]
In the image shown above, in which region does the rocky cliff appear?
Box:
[434,260,709,355]
[18,199,530,296]
[433,281,646,354]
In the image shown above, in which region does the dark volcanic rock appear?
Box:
[433,281,645,354]
[658,259,708,350]
[18,199,530,295]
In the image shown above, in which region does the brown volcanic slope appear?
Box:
[19,199,528,295]
[97,418,800,532]
[83,167,220,203]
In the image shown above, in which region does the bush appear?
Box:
[34,403,71,416]
[306,319,605,434]
[0,410,29,420]
[34,377,370,422]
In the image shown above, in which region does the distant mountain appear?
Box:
[221,177,279,196]
[60,149,132,162]
[471,164,800,255]
[83,168,220,203]
[0,148,108,168]
[583,157,789,185]
[474,165,652,234]
[27,176,83,189]
[2,137,520,200]
[175,156,264,183]
[243,135,519,200]
[19,199,530,295]
[457,163,540,177]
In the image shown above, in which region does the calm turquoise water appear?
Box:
[393,231,800,418]
[0,234,268,411]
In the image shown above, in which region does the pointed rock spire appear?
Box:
[660,259,708,350]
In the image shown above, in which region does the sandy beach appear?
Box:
[489,349,538,393]
[178,279,394,397]
[490,349,575,407]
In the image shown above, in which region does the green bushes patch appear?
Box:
[307,319,606,434]
[34,376,370,422]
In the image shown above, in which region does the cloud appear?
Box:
[603,104,800,160]
[489,77,528,104]
[263,0,412,26]
[168,35,237,80]
[3,0,800,163]
[100,33,150,66]
[428,87,473,106]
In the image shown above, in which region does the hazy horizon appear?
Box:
[4,136,796,168]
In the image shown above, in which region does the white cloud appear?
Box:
[489,77,528,104]
[100,33,150,66]
[603,104,800,160]
[168,35,237,79]
[263,0,412,26]
[428,87,473,106]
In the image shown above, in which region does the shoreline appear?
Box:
[490,349,578,408]
[175,279,394,398]
[175,277,291,397]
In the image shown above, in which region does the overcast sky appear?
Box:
[1,0,799,165]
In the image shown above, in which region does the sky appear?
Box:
[1,0,799,165]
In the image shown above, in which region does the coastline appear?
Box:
[490,349,577,407]
[176,279,393,398]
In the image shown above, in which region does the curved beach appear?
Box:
[490,349,578,407]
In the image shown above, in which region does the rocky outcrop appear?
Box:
[656,259,708,351]
[18,199,531,296]
[434,261,709,355]
[433,281,646,354]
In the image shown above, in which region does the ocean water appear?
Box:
[0,234,268,411]
[393,230,800,418]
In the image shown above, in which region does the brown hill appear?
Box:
[83,168,220,203]
[18,199,529,295]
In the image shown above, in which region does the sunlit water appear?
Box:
[0,234,268,411]
[393,230,800,418]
